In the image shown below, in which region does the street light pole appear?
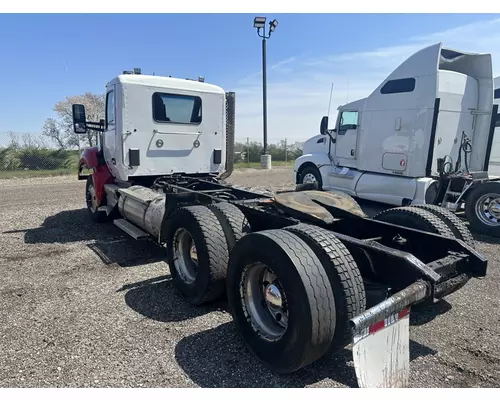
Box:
[261,36,268,155]
[253,16,278,170]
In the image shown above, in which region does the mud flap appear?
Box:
[352,308,410,388]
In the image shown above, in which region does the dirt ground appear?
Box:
[0,167,499,388]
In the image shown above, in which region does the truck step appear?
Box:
[113,219,149,240]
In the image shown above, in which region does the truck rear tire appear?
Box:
[165,206,229,305]
[410,204,475,248]
[284,223,366,352]
[226,229,335,373]
[85,176,109,223]
[207,202,251,251]
[464,182,500,238]
[373,206,454,237]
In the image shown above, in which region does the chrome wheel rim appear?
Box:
[302,173,317,184]
[172,228,199,284]
[474,193,500,226]
[239,263,288,342]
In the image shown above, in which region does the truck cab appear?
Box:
[295,42,500,236]
[296,42,495,194]
[75,71,230,184]
[72,70,235,221]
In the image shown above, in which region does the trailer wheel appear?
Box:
[85,176,109,223]
[207,202,251,251]
[464,182,500,238]
[284,223,366,352]
[373,206,454,237]
[226,229,335,373]
[166,206,229,305]
[410,204,475,248]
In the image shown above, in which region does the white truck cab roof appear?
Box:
[107,74,225,95]
[100,72,229,182]
[338,97,367,111]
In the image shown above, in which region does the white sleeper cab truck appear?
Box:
[72,69,488,387]
[295,42,500,237]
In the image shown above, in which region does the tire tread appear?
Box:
[374,206,454,237]
[258,229,335,366]
[410,204,475,247]
[285,223,366,349]
[169,206,229,304]
[207,202,250,251]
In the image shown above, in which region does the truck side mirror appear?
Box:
[320,116,329,135]
[72,104,87,134]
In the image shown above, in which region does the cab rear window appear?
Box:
[152,92,202,124]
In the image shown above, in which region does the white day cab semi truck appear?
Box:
[71,69,488,388]
[295,42,500,238]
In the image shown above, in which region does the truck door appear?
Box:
[335,110,359,160]
[102,85,122,179]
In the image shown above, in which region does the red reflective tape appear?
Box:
[398,308,410,319]
[369,319,385,334]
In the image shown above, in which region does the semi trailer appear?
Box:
[295,42,500,237]
[72,69,488,388]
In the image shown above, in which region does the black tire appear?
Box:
[410,204,475,248]
[166,206,229,305]
[373,206,454,237]
[373,207,469,301]
[464,182,500,238]
[284,223,366,352]
[207,202,251,251]
[226,229,335,373]
[298,165,323,190]
[85,176,109,223]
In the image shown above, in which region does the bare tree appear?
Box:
[8,131,20,149]
[42,92,105,149]
[42,118,65,149]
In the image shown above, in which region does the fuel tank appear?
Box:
[117,186,166,238]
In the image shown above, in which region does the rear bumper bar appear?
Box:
[349,281,429,335]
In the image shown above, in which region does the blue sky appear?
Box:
[1,13,499,145]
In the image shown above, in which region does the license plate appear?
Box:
[352,308,410,388]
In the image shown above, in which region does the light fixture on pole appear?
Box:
[253,16,279,170]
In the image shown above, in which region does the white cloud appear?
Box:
[270,56,297,70]
[231,17,500,144]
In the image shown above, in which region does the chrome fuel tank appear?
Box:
[117,186,166,238]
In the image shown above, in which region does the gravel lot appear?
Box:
[0,167,499,388]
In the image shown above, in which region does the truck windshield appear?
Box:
[152,92,202,124]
